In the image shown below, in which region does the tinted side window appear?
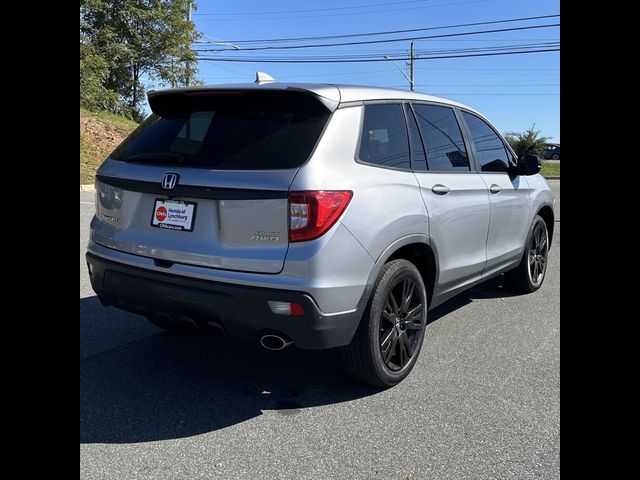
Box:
[404,104,427,171]
[412,104,469,172]
[461,112,510,173]
[358,104,410,170]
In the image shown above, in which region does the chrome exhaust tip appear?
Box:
[260,334,293,351]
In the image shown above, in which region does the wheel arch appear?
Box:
[537,204,555,248]
[362,235,439,308]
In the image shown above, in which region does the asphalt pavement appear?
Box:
[80,180,560,480]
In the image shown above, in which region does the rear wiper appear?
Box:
[122,152,185,164]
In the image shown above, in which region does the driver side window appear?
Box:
[461,111,512,173]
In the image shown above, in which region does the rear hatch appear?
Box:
[93,88,336,274]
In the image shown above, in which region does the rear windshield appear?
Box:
[110,91,331,170]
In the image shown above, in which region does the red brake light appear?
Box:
[289,303,305,316]
[288,190,353,242]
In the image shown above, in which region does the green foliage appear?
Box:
[80,40,122,113]
[80,0,200,120]
[503,125,551,158]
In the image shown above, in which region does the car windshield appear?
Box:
[110,91,332,170]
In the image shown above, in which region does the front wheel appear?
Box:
[504,215,549,293]
[341,259,428,388]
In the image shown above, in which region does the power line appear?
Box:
[195,24,560,52]
[414,41,559,56]
[198,69,561,82]
[193,0,438,16]
[200,77,560,86]
[193,0,492,21]
[199,14,559,44]
[197,66,560,75]
[413,66,559,70]
[198,41,560,59]
[199,42,559,61]
[197,37,560,46]
[198,42,557,59]
[198,47,560,63]
[285,67,560,76]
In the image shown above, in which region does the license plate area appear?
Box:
[150,198,197,232]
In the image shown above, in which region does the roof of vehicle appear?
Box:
[148,82,482,115]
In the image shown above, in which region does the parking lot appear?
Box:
[80,180,559,480]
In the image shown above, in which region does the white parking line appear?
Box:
[80,202,94,205]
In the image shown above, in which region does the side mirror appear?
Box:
[517,154,542,176]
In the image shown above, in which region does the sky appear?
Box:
[153,0,560,142]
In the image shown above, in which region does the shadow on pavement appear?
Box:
[80,275,516,444]
[80,295,380,444]
[428,275,520,323]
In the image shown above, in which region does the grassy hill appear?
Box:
[80,108,138,184]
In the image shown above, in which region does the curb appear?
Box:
[543,176,560,180]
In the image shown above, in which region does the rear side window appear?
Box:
[461,111,511,173]
[357,104,410,170]
[412,104,470,172]
[110,91,331,170]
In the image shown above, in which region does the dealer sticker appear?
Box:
[151,199,197,231]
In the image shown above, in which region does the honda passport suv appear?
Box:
[86,79,555,387]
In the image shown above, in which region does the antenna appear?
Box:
[255,72,276,85]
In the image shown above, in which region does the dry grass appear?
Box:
[80,108,138,184]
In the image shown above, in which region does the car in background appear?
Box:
[543,144,560,160]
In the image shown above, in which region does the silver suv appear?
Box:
[86,81,554,387]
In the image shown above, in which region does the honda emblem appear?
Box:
[161,173,179,190]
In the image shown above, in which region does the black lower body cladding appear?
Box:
[86,253,362,350]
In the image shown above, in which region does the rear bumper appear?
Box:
[86,252,363,349]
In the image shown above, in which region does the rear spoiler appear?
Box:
[148,84,340,115]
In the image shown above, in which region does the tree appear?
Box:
[80,0,200,120]
[80,39,121,112]
[503,125,551,158]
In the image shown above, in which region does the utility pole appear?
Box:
[185,0,192,86]
[384,50,413,92]
[409,41,415,92]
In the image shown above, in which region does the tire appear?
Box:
[341,259,428,388]
[504,215,549,293]
[552,154,559,160]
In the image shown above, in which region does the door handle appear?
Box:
[489,184,502,194]
[432,184,450,195]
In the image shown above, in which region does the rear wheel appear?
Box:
[341,259,427,388]
[504,215,549,293]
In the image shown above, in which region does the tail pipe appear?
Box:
[260,333,294,351]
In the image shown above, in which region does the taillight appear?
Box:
[268,301,305,316]
[288,190,353,242]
